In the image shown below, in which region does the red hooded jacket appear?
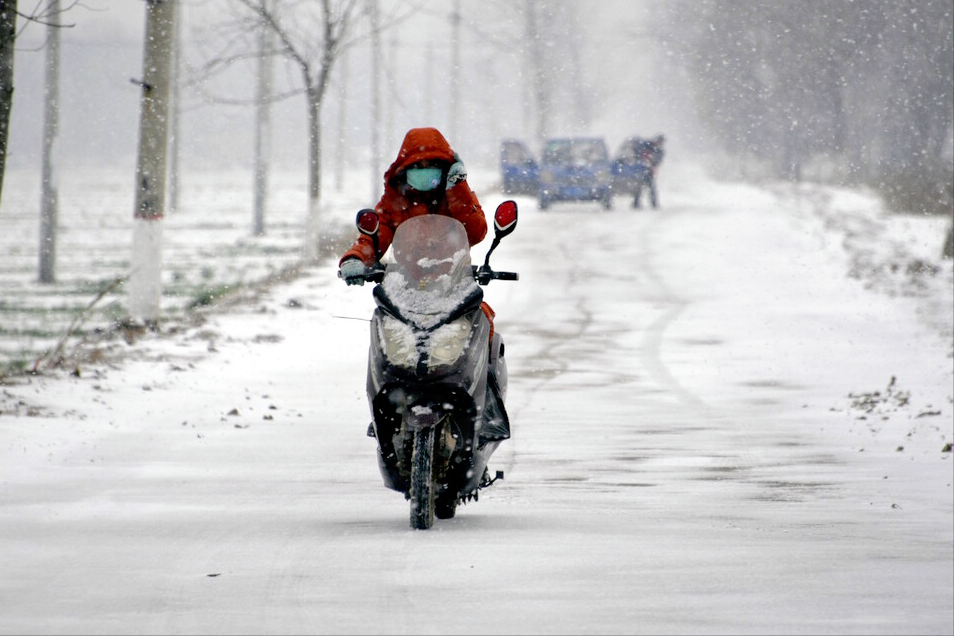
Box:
[339,127,487,266]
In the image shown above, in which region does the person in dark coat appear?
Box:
[634,134,665,209]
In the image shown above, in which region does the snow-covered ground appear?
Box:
[0,166,328,370]
[1,162,952,634]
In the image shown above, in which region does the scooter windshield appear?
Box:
[380,215,479,329]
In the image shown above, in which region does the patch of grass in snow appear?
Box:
[0,166,362,377]
[187,284,238,309]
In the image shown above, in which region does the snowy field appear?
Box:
[0,166,358,374]
[0,161,952,634]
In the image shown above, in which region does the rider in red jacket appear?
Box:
[339,127,496,338]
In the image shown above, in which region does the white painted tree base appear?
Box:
[128,218,164,323]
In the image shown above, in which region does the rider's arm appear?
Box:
[339,237,376,267]
[445,180,487,247]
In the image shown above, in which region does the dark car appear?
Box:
[500,139,539,195]
[537,137,613,210]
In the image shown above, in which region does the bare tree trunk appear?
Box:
[385,28,396,154]
[129,0,176,325]
[334,47,347,192]
[38,0,61,283]
[944,182,954,260]
[167,0,182,214]
[449,0,460,143]
[424,40,434,123]
[369,0,382,204]
[252,1,273,237]
[943,221,953,260]
[303,86,322,261]
[523,1,550,148]
[0,0,16,211]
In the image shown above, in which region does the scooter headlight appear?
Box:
[378,316,420,368]
[426,317,472,367]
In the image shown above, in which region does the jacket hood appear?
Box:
[384,127,456,186]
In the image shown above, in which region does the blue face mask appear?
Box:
[405,167,442,192]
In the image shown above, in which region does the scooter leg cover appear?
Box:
[479,369,511,442]
[480,302,495,342]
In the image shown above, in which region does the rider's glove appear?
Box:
[339,258,367,286]
[446,153,467,189]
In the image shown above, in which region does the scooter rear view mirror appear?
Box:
[494,200,518,238]
[356,209,382,261]
[356,209,379,236]
[483,200,518,270]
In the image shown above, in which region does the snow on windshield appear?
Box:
[381,216,479,329]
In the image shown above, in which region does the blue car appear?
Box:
[537,137,613,210]
[500,139,539,195]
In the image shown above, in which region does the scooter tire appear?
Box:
[410,427,436,530]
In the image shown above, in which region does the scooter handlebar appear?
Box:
[341,264,517,286]
[337,264,386,284]
[365,270,386,283]
[473,265,519,285]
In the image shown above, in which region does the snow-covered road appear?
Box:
[2,166,951,634]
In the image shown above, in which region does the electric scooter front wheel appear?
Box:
[410,427,436,530]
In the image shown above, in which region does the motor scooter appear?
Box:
[344,201,519,529]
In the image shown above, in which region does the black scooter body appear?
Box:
[345,201,518,528]
[367,285,509,498]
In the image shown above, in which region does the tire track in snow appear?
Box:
[499,203,708,416]
[634,208,708,413]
